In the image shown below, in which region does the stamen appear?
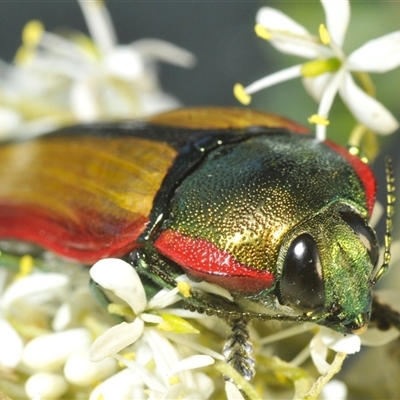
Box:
[15,20,45,65]
[177,281,192,298]
[15,255,34,279]
[308,114,330,126]
[254,24,272,40]
[22,20,44,47]
[233,83,252,105]
[169,376,181,385]
[319,24,331,45]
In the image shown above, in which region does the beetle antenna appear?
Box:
[372,157,395,285]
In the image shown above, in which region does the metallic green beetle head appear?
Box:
[154,133,392,335]
[276,203,379,334]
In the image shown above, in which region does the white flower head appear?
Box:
[235,0,400,141]
[89,258,198,362]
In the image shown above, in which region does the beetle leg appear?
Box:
[223,318,255,381]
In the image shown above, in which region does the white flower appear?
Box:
[89,258,197,362]
[0,0,195,139]
[25,372,68,400]
[310,326,360,374]
[235,0,400,141]
[259,323,360,376]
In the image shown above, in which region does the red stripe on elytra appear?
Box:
[0,203,147,263]
[325,141,377,216]
[154,229,275,294]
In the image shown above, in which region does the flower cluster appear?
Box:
[0,256,377,399]
[0,0,195,139]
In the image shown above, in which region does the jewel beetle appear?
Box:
[0,107,394,338]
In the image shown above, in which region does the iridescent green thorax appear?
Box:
[166,132,368,274]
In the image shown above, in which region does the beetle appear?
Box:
[0,107,395,377]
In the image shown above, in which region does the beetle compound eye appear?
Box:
[340,212,379,267]
[280,233,325,310]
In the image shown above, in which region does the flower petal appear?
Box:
[1,272,69,309]
[256,7,311,36]
[22,328,92,370]
[0,319,24,368]
[302,73,333,102]
[169,355,214,375]
[145,329,180,386]
[132,39,196,68]
[348,31,400,72]
[319,327,361,354]
[316,67,345,118]
[64,351,117,386]
[114,353,167,393]
[103,47,145,80]
[320,379,348,400]
[147,287,181,310]
[90,259,147,315]
[256,7,330,59]
[70,80,99,122]
[77,0,117,52]
[225,381,246,400]
[89,368,147,400]
[321,0,350,47]
[310,332,330,375]
[90,319,144,362]
[25,372,68,400]
[339,73,399,134]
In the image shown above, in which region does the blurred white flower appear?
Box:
[0,0,195,139]
[235,0,400,141]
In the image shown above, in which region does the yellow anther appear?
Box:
[177,281,191,298]
[233,83,251,105]
[15,254,34,279]
[254,24,272,40]
[319,23,331,45]
[22,20,44,47]
[20,254,34,274]
[169,376,180,385]
[308,114,330,126]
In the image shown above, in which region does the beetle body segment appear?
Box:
[0,134,177,262]
[0,107,379,333]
